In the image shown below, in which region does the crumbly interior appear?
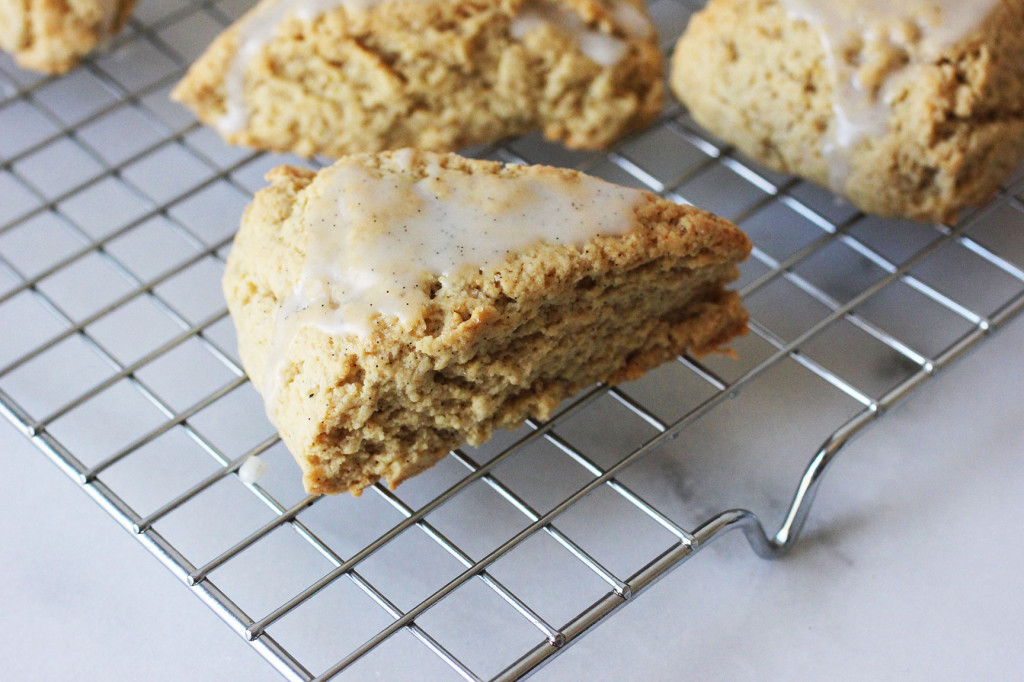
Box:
[0,0,135,73]
[671,0,1024,222]
[223,151,751,495]
[172,0,663,157]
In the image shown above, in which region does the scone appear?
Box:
[172,0,663,158]
[0,0,135,73]
[671,0,1024,223]
[223,150,751,495]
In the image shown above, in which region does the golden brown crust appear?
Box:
[172,0,663,157]
[670,0,1024,222]
[224,150,751,495]
[0,0,135,73]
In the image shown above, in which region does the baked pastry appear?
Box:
[223,150,750,495]
[671,0,1024,222]
[0,0,135,74]
[172,0,663,158]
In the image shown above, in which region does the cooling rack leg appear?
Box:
[692,407,881,559]
[771,408,879,553]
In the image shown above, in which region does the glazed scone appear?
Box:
[172,0,663,158]
[671,0,1024,223]
[0,0,135,73]
[224,150,751,495]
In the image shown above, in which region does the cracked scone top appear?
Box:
[0,0,135,73]
[224,151,751,495]
[671,0,1024,222]
[172,0,663,157]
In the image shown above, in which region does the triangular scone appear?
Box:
[0,0,135,74]
[223,150,750,495]
[172,0,663,157]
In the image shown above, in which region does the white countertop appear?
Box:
[4,310,1022,681]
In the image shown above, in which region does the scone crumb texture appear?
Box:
[224,150,751,495]
[671,0,1024,221]
[171,0,663,156]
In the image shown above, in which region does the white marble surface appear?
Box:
[3,311,1022,681]
[0,415,273,682]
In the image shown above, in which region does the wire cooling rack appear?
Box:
[2,0,1024,679]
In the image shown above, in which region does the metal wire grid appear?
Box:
[2,0,1024,679]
